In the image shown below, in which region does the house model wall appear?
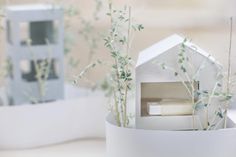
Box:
[5,4,64,105]
[135,34,222,130]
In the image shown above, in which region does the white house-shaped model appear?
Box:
[6,4,64,105]
[135,34,222,130]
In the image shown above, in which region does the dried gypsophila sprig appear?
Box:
[73,59,103,85]
[154,38,228,130]
[104,1,143,127]
[73,1,143,127]
[26,39,54,103]
[61,0,104,84]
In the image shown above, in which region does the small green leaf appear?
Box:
[138,24,144,31]
[161,63,166,70]
[217,112,223,118]
[181,66,186,73]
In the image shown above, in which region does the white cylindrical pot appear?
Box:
[106,114,236,157]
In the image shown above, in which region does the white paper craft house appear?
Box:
[135,34,222,130]
[5,5,64,105]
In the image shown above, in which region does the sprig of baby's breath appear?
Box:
[104,1,143,127]
[27,39,53,103]
[156,35,235,130]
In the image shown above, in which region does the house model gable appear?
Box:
[135,34,222,130]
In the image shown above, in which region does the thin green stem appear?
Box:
[224,17,233,128]
[113,90,121,127]
[206,81,219,128]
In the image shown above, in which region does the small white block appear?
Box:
[147,100,193,116]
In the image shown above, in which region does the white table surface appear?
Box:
[0,138,106,157]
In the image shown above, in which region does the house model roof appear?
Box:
[136,34,221,68]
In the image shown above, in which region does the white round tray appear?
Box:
[0,85,107,149]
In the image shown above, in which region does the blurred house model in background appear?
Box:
[5,4,64,105]
[135,34,221,130]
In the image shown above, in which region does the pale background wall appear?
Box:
[0,0,236,89]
